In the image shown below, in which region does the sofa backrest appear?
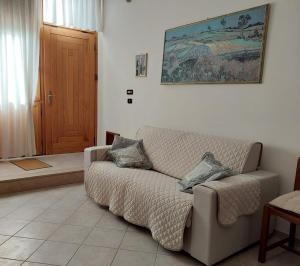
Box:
[136,126,262,179]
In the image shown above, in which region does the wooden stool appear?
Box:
[258,157,300,262]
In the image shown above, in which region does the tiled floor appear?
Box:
[0,184,299,266]
[0,153,83,181]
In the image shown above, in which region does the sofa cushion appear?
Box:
[111,135,142,150]
[108,142,153,169]
[107,136,142,161]
[136,126,262,179]
[85,161,193,250]
[179,152,232,193]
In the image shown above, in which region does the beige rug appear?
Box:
[11,158,52,171]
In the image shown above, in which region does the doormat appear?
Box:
[11,158,52,171]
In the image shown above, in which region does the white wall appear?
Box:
[98,0,300,235]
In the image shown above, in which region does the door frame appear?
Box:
[36,23,98,155]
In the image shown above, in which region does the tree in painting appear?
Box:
[220,18,226,28]
[161,5,269,83]
[238,14,251,38]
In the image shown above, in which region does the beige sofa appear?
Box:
[84,126,279,266]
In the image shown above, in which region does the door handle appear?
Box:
[48,91,54,105]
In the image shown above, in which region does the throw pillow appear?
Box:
[107,136,142,160]
[179,152,232,193]
[108,142,153,169]
[111,135,142,150]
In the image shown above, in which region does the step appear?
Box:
[0,153,84,194]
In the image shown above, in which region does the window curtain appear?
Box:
[0,0,42,159]
[43,0,104,31]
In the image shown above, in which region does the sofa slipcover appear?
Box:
[84,126,279,266]
[85,161,193,250]
[136,126,262,179]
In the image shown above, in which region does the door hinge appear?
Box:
[95,73,98,81]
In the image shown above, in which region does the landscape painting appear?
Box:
[161,5,270,84]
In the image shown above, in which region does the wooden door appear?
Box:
[42,25,97,154]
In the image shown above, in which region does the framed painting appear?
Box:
[136,53,148,77]
[161,4,270,84]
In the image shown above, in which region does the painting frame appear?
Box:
[136,53,148,77]
[160,4,270,85]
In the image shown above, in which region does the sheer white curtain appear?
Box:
[0,0,42,159]
[43,0,104,31]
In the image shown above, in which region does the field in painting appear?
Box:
[161,5,268,83]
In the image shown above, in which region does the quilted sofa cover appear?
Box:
[85,126,263,251]
[86,161,193,250]
[136,126,262,179]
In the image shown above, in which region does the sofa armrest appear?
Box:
[191,170,279,227]
[84,145,112,175]
[193,170,279,202]
[186,170,279,265]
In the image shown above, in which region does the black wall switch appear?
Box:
[127,89,133,95]
[127,98,133,104]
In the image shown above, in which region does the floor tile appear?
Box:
[49,224,91,244]
[0,203,18,218]
[64,190,88,202]
[0,258,23,266]
[49,196,86,211]
[0,183,296,266]
[78,200,106,213]
[64,209,103,227]
[66,183,86,193]
[96,212,128,231]
[111,249,156,266]
[120,230,158,253]
[28,241,79,266]
[15,222,59,240]
[22,262,55,266]
[0,218,29,235]
[0,192,33,207]
[34,208,74,224]
[155,253,198,266]
[127,224,148,233]
[218,255,241,266]
[237,246,282,266]
[275,250,300,266]
[40,186,73,200]
[6,206,45,220]
[158,246,200,265]
[0,234,10,245]
[84,227,125,249]
[22,195,58,209]
[67,245,117,266]
[157,245,173,256]
[0,236,43,260]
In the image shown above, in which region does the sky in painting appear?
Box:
[165,5,267,40]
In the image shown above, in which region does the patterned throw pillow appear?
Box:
[107,136,142,160]
[108,142,153,169]
[179,152,232,193]
[111,135,142,150]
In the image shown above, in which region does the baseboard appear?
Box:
[0,171,84,195]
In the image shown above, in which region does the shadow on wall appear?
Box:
[260,145,299,237]
[261,145,298,193]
